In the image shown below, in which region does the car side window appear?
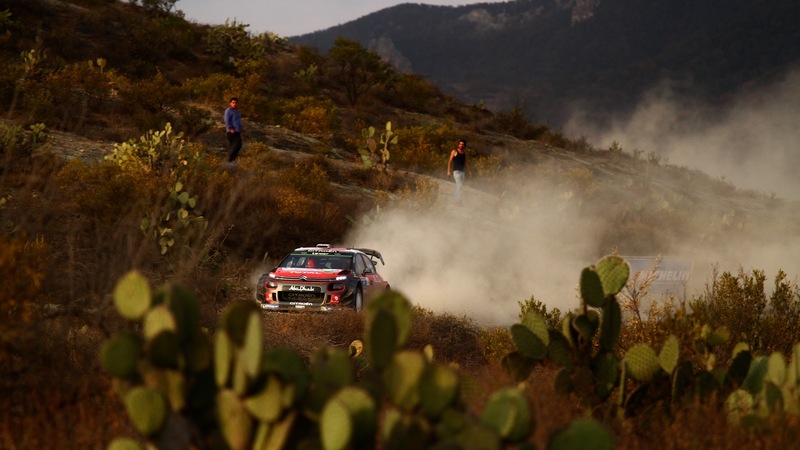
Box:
[360,254,376,274]
[353,254,366,275]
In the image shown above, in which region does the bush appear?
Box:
[184,73,238,103]
[393,123,460,172]
[279,95,338,141]
[690,268,800,357]
[518,295,563,329]
[0,235,47,353]
[55,160,150,226]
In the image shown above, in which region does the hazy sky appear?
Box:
[178,0,507,37]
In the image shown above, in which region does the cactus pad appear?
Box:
[383,350,426,411]
[481,387,532,442]
[624,344,660,382]
[113,270,152,321]
[580,267,605,307]
[100,333,142,378]
[510,324,547,360]
[124,387,168,436]
[596,256,629,296]
[658,335,680,374]
[549,418,613,450]
[420,363,459,419]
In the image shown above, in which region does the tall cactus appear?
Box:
[358,121,398,172]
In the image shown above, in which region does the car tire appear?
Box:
[353,287,363,312]
[255,274,268,302]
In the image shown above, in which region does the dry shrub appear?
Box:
[471,154,503,180]
[613,396,800,450]
[55,160,156,226]
[393,123,459,172]
[184,73,238,103]
[0,313,132,449]
[479,326,515,363]
[409,307,486,371]
[0,235,47,364]
[261,310,364,358]
[392,176,439,212]
[279,96,338,141]
[0,235,46,315]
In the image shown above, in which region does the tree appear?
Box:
[328,37,389,105]
[132,0,180,15]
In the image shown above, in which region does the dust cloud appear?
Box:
[345,182,609,327]
[344,69,800,326]
[565,68,800,201]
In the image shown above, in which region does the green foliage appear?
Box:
[102,273,565,449]
[726,343,800,424]
[480,328,514,362]
[203,19,275,69]
[0,121,48,159]
[548,418,614,450]
[385,73,442,111]
[358,121,398,172]
[761,270,800,354]
[105,123,195,174]
[690,268,769,352]
[140,179,207,255]
[328,37,390,105]
[491,106,548,140]
[130,0,179,15]
[82,126,205,259]
[503,255,800,431]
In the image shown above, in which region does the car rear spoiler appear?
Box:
[355,248,385,265]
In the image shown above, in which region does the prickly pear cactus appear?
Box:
[358,121,398,172]
[504,256,631,407]
[106,270,599,450]
[727,343,800,424]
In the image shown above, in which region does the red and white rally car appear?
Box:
[254,244,390,312]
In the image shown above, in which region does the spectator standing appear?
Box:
[447,139,470,204]
[224,97,242,164]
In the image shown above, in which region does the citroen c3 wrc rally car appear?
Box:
[255,244,390,312]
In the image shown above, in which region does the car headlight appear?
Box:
[335,275,347,281]
[267,281,278,289]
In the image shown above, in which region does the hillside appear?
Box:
[292,0,800,128]
[2,1,800,448]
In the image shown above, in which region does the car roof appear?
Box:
[291,244,385,265]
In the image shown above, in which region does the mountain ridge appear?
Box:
[292,0,800,128]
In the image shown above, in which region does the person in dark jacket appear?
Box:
[447,139,470,204]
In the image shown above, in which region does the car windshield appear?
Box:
[279,253,352,270]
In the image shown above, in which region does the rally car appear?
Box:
[255,244,390,312]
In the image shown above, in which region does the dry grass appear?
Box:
[1,312,133,449]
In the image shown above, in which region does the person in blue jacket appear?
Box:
[224,97,243,164]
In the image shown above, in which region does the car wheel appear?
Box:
[255,274,268,302]
[353,287,363,312]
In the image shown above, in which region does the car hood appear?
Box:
[272,267,342,279]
